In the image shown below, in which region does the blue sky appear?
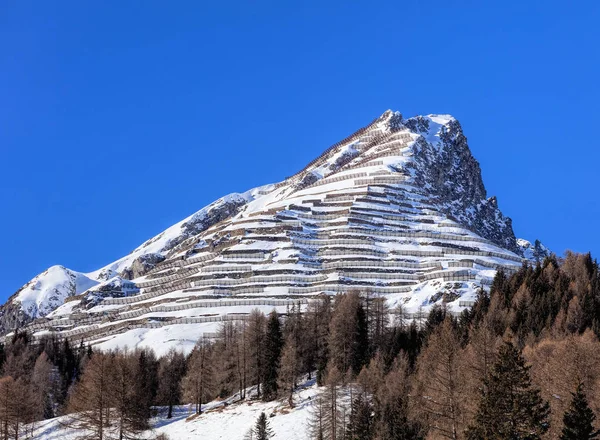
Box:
[1,1,599,301]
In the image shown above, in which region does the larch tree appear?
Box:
[182,339,214,415]
[108,351,143,440]
[236,320,250,399]
[278,329,299,407]
[0,376,30,440]
[66,352,113,440]
[414,317,466,440]
[31,352,57,420]
[523,330,600,438]
[375,355,423,440]
[213,321,241,398]
[309,366,345,440]
[329,292,368,378]
[305,295,331,385]
[246,309,267,398]
[364,292,389,356]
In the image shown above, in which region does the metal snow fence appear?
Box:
[222,252,266,260]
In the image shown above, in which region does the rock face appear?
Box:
[1,109,542,351]
[405,115,518,253]
[120,254,166,280]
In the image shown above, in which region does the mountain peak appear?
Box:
[1,110,539,352]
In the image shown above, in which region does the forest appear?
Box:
[0,251,599,439]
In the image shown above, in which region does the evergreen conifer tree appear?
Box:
[466,340,550,440]
[561,382,599,440]
[254,412,273,440]
[351,304,369,376]
[346,393,373,440]
[263,311,283,401]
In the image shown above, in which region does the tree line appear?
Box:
[0,251,599,439]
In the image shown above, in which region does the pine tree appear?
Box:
[263,311,283,401]
[561,382,600,440]
[131,348,158,430]
[346,393,373,440]
[466,340,550,440]
[254,412,273,440]
[351,303,369,376]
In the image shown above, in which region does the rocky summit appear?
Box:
[0,110,546,355]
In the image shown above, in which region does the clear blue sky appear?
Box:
[1,1,599,301]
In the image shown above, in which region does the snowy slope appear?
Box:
[87,189,270,281]
[1,189,269,329]
[2,109,543,347]
[9,266,97,319]
[31,378,319,440]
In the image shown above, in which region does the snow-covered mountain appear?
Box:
[1,110,544,351]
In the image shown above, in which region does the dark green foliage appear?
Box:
[329,293,371,377]
[346,393,374,440]
[306,295,331,386]
[254,411,273,440]
[377,393,422,440]
[424,304,447,336]
[482,253,600,341]
[132,349,159,429]
[157,349,187,419]
[263,311,283,401]
[351,304,369,376]
[382,320,423,370]
[561,382,599,440]
[466,341,550,440]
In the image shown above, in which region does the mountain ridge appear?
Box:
[0,110,546,346]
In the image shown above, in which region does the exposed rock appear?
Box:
[406,116,519,254]
[166,197,249,256]
[120,253,166,280]
[1,109,539,341]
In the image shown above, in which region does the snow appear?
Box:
[517,238,550,262]
[6,187,271,319]
[87,189,268,281]
[13,266,97,318]
[95,323,218,357]
[6,109,536,354]
[29,378,319,440]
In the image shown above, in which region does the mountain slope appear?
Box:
[2,110,539,350]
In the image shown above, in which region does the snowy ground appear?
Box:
[30,379,318,440]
